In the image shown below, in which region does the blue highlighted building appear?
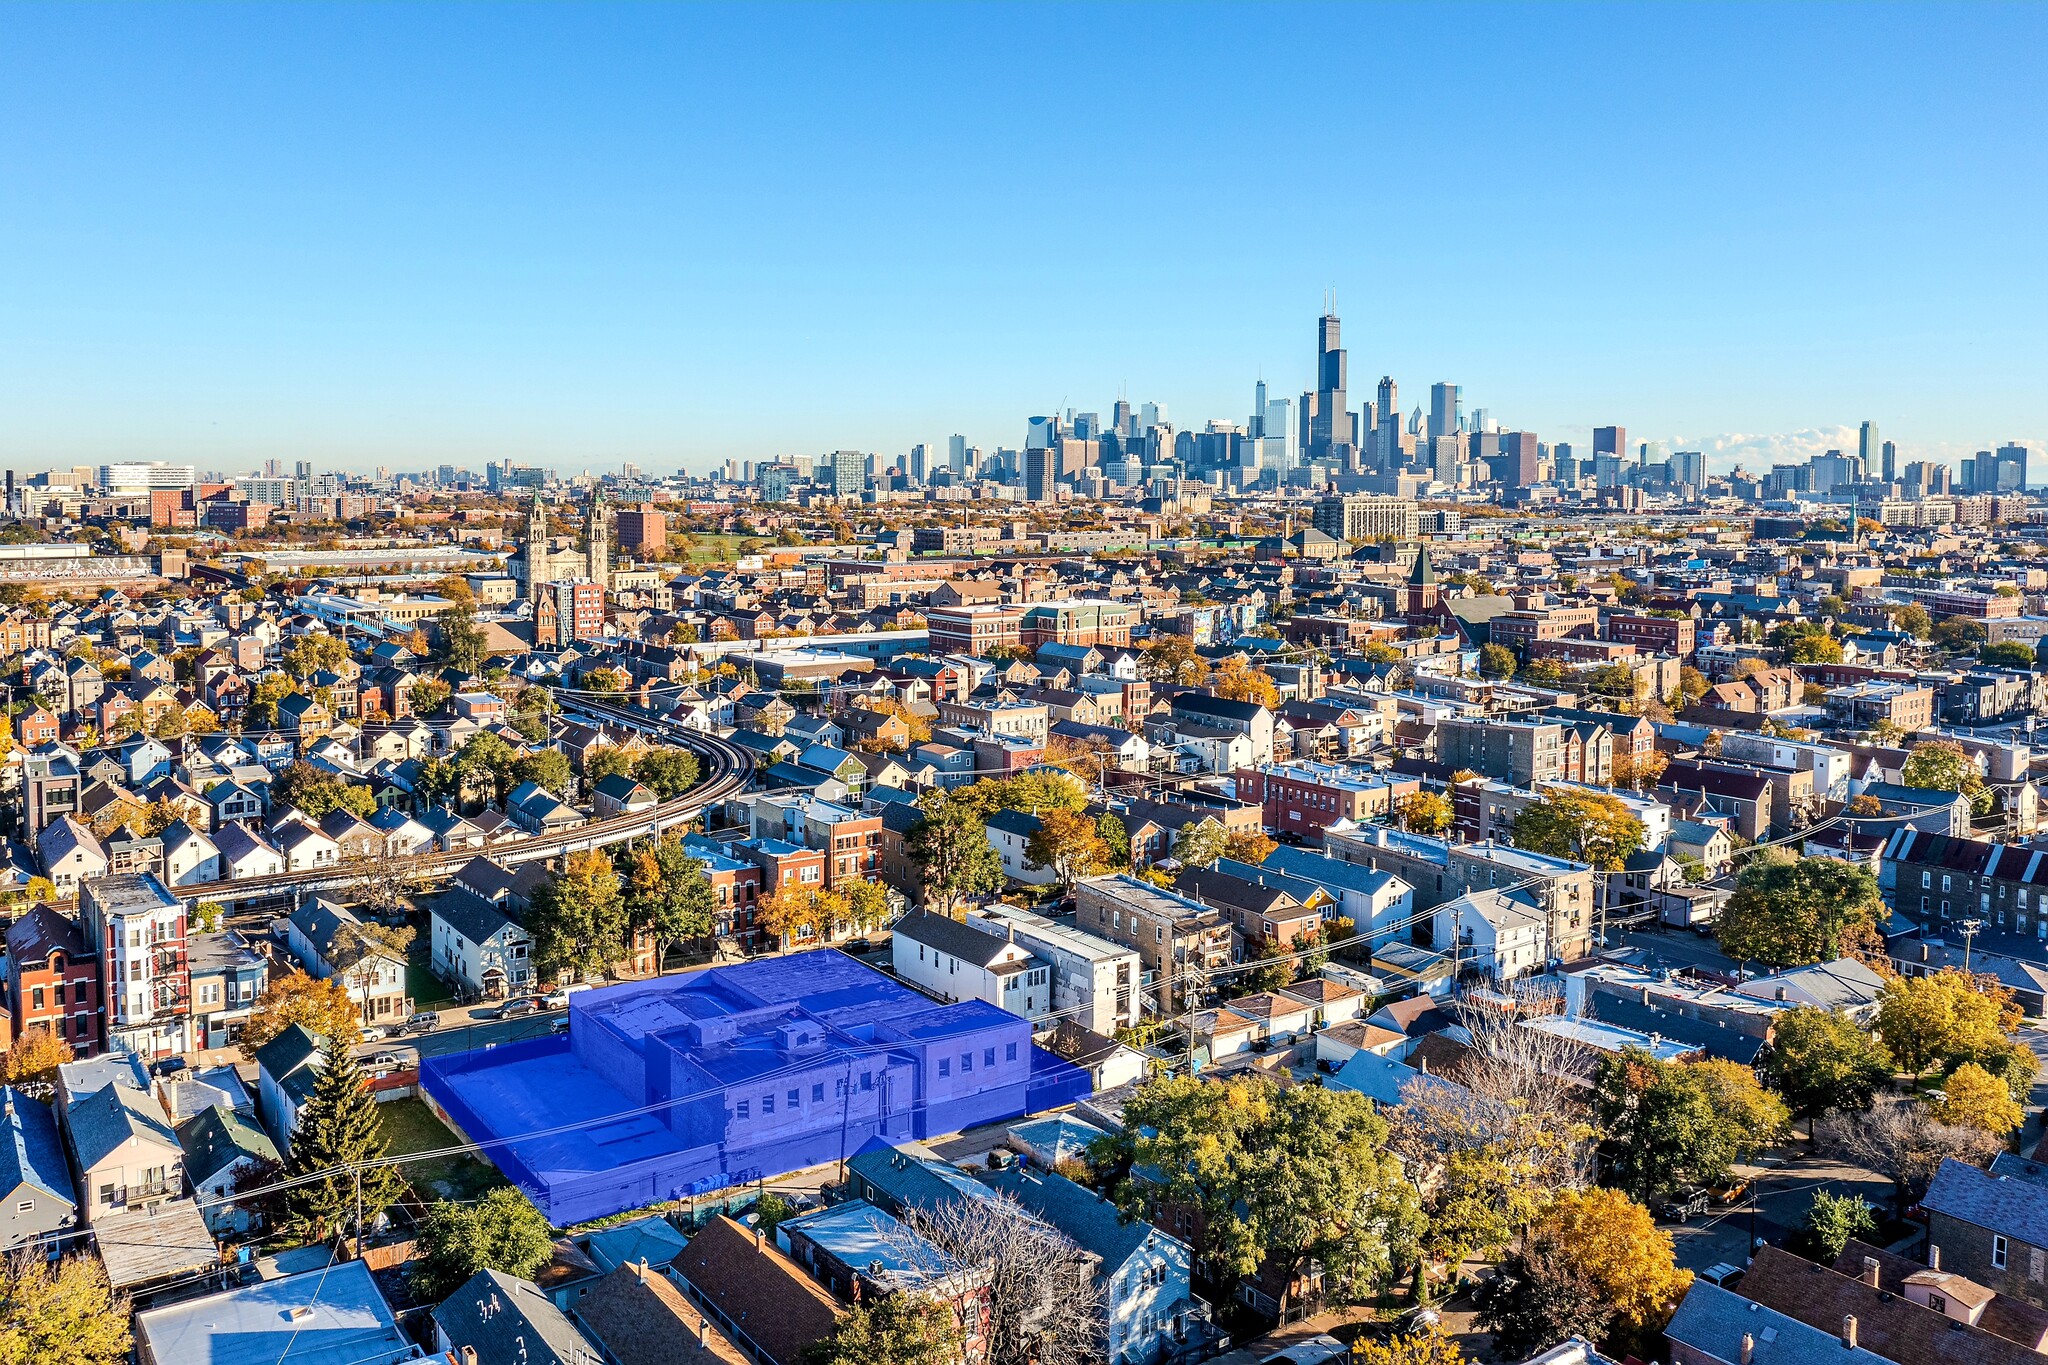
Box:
[421,949,1091,1225]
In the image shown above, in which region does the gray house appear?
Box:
[254,1023,325,1154]
[428,887,536,1002]
[0,1087,77,1250]
[1923,1154,2048,1306]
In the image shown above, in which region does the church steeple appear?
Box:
[521,492,549,603]
[585,484,610,586]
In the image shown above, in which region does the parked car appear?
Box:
[368,1052,403,1071]
[405,1011,441,1034]
[501,998,540,1018]
[1259,1336,1349,1365]
[152,1056,188,1078]
[550,1017,570,1034]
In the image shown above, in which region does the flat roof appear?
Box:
[136,1259,416,1365]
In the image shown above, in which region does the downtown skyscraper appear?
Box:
[1302,313,1352,465]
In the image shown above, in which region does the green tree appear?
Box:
[277,1044,406,1247]
[1758,1006,1893,1126]
[509,748,573,797]
[440,605,490,674]
[1901,739,1993,815]
[1932,616,1989,650]
[905,792,1006,917]
[454,730,519,805]
[1802,1189,1877,1262]
[1397,790,1455,836]
[1892,602,1933,638]
[508,685,557,742]
[1094,812,1131,870]
[1592,1051,1783,1202]
[800,1293,966,1365]
[282,632,348,680]
[269,761,377,820]
[1510,787,1645,871]
[634,747,701,797]
[1478,643,1517,680]
[1476,1246,1614,1360]
[583,745,636,785]
[1520,657,1567,687]
[1104,1075,1419,1312]
[528,849,631,982]
[0,1252,133,1365]
[1715,853,1885,967]
[408,1187,556,1302]
[1981,641,2039,669]
[409,677,453,715]
[1168,820,1229,870]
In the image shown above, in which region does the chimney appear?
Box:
[1930,1245,1942,1270]
[1844,1316,1859,1350]
[1775,986,1788,1001]
[634,1257,647,1282]
[1741,1333,1755,1365]
[1642,986,1653,1007]
[754,1224,765,1251]
[1921,943,1931,963]
[1862,1256,1880,1287]
[460,1349,478,1365]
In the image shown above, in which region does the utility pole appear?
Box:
[352,1166,363,1261]
[1961,917,1984,973]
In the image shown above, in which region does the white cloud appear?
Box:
[1659,428,2048,477]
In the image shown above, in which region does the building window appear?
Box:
[938,1059,950,1078]
[1995,1235,2009,1269]
[735,1101,749,1120]
[813,1083,825,1102]
[1006,1042,1018,1062]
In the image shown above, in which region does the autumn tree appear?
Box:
[896,1192,1102,1365]
[1222,828,1278,866]
[1901,739,1993,815]
[1930,1061,2023,1134]
[584,744,636,785]
[1510,786,1646,871]
[1715,852,1885,967]
[0,1251,132,1365]
[409,1187,557,1302]
[528,849,630,982]
[620,835,717,967]
[1477,643,1517,680]
[1026,808,1116,893]
[1352,1328,1464,1365]
[269,761,377,820]
[755,884,848,950]
[905,792,1006,917]
[0,1026,74,1095]
[241,971,363,1059]
[1529,1189,1691,1333]
[1611,748,1669,792]
[331,920,416,1025]
[1397,790,1454,836]
[841,877,893,936]
[1212,658,1279,708]
[1139,635,1204,686]
[1875,968,2024,1080]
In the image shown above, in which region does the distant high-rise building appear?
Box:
[909,443,935,483]
[1026,416,1057,451]
[759,463,797,503]
[1998,442,2030,493]
[1139,402,1162,432]
[1495,432,1540,487]
[1810,450,1853,494]
[947,434,968,473]
[1672,450,1706,487]
[1112,399,1135,438]
[1429,383,1460,439]
[295,461,313,482]
[1859,421,1882,479]
[828,449,864,496]
[1025,447,1056,502]
[615,504,666,555]
[1072,412,1100,441]
[1305,315,1351,463]
[1593,426,1626,469]
[1881,440,1897,483]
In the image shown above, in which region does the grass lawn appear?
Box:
[405,936,454,1009]
[668,533,765,564]
[380,1096,507,1202]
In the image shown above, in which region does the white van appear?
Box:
[543,983,594,1009]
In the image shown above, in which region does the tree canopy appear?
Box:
[1591,1050,1787,1202]
[905,791,1006,917]
[1757,1006,1892,1122]
[0,1252,133,1365]
[240,971,362,1059]
[528,849,630,982]
[409,1187,557,1302]
[1901,739,1993,815]
[1714,853,1885,967]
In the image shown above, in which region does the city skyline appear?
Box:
[3,3,2044,473]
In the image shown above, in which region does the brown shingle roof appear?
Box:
[1833,1240,2048,1352]
[572,1263,750,1365]
[1743,1246,2041,1365]
[673,1216,840,1365]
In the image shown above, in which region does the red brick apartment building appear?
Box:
[3,906,104,1054]
[1607,613,1696,657]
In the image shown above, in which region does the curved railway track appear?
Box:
[170,712,753,909]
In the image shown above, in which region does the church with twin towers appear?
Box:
[511,485,611,646]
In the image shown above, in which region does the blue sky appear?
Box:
[3,2,2044,475]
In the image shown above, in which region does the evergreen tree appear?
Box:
[277,1044,407,1247]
